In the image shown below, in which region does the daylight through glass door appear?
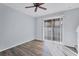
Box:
[44,18,63,42]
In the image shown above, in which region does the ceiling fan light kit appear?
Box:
[25,3,47,12]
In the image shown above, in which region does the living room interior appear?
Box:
[0,3,79,56]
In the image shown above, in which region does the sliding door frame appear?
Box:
[43,17,63,44]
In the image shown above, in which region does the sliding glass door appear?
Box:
[44,18,63,42]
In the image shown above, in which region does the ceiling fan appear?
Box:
[25,3,47,12]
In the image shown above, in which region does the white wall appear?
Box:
[76,26,79,55]
[63,8,79,47]
[35,18,43,40]
[0,4,35,51]
[36,8,79,47]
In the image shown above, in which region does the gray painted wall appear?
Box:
[0,4,35,51]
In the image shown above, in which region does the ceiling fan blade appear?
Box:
[39,6,47,10]
[35,7,38,12]
[25,6,35,8]
[39,3,44,5]
[33,3,44,6]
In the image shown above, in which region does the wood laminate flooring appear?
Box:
[0,40,51,56]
